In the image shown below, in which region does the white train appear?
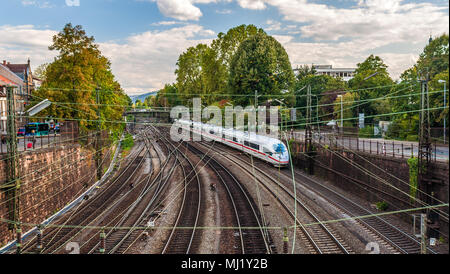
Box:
[176,119,289,167]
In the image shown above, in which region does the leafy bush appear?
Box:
[406,135,418,141]
[376,201,389,211]
[121,133,134,151]
[407,157,419,204]
[359,125,374,138]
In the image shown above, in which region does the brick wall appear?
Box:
[0,144,99,247]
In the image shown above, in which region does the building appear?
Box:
[294,64,357,81]
[0,61,29,136]
[3,59,34,102]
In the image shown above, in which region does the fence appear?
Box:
[0,121,81,156]
[287,131,447,162]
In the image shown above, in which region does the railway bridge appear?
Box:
[124,109,171,131]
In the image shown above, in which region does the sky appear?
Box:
[0,0,448,95]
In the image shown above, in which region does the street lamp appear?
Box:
[438,79,447,144]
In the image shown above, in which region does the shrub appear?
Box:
[121,133,134,151]
[376,201,389,211]
[407,157,419,204]
[406,135,418,141]
[359,125,374,138]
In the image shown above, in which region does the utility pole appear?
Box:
[2,86,20,230]
[417,73,437,246]
[418,75,431,197]
[95,86,103,181]
[438,80,446,144]
[306,85,314,175]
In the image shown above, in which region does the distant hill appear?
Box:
[129,91,158,103]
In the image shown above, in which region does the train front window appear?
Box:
[273,143,286,154]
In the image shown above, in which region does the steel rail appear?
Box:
[200,142,351,254]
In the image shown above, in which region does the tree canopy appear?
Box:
[33,23,130,136]
[229,33,295,106]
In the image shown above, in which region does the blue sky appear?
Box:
[0,0,448,94]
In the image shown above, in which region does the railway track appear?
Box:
[83,128,181,254]
[288,168,438,254]
[205,140,438,254]
[197,141,351,254]
[161,137,202,254]
[19,138,148,254]
[187,140,272,254]
[18,128,180,254]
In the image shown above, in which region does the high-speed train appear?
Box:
[176,119,289,167]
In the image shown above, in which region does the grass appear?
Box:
[121,133,134,157]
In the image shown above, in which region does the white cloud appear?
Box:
[150,21,185,26]
[0,24,216,95]
[147,0,219,21]
[99,25,216,94]
[21,0,54,8]
[216,9,232,14]
[265,20,282,31]
[154,0,203,21]
[236,0,267,10]
[245,0,448,79]
[0,25,57,67]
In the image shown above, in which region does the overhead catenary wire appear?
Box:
[1,131,111,190]
[29,84,448,111]
[0,203,446,231]
[306,137,449,220]
[0,138,120,213]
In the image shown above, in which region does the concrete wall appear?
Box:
[290,140,449,239]
[0,144,101,247]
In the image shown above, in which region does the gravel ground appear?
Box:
[190,150,220,254]
[203,144,310,254]
[126,139,183,254]
[299,171,449,254]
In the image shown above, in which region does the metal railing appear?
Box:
[285,131,448,162]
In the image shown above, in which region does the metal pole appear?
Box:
[36,225,43,254]
[99,229,106,254]
[96,87,102,180]
[444,83,446,144]
[421,213,427,254]
[4,86,19,230]
[340,95,343,128]
[16,224,22,254]
[283,227,288,254]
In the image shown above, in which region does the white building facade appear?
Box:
[294,64,357,82]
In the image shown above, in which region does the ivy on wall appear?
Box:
[407,157,419,204]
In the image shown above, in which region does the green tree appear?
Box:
[334,92,356,127]
[152,83,180,107]
[294,64,316,81]
[175,44,209,105]
[174,25,265,106]
[416,34,449,79]
[348,55,394,125]
[294,74,346,123]
[387,34,449,140]
[33,23,129,136]
[33,63,49,81]
[229,33,295,106]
